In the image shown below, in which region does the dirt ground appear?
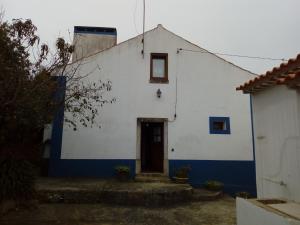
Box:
[0,196,236,225]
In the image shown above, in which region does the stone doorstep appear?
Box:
[37,188,222,207]
[38,187,194,207]
[135,173,171,183]
[35,178,223,207]
[134,176,171,183]
[136,173,167,177]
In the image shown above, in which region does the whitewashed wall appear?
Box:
[252,85,300,202]
[61,25,254,162]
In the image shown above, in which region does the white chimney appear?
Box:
[72,26,117,62]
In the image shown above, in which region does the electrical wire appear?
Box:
[168,51,179,123]
[133,0,139,34]
[178,48,288,62]
[142,0,145,58]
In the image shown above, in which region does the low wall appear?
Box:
[236,198,300,225]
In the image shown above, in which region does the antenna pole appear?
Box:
[142,0,145,58]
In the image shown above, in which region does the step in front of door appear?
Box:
[135,173,171,183]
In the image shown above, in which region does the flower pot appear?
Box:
[116,172,129,182]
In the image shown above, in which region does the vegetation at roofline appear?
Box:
[0,12,115,200]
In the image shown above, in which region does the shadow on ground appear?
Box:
[0,196,236,225]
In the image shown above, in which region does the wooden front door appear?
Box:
[141,122,164,172]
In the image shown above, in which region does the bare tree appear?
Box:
[0,18,114,157]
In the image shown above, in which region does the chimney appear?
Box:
[72,26,117,62]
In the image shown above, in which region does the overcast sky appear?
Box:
[2,0,300,74]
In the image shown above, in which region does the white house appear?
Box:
[48,25,257,194]
[236,54,300,224]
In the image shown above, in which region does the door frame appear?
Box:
[136,118,168,175]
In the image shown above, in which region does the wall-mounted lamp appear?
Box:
[156,89,162,98]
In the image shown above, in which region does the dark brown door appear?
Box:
[141,122,164,172]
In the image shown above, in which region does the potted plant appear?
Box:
[203,180,224,191]
[173,165,191,184]
[114,165,130,181]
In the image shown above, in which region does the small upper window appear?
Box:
[209,117,231,134]
[150,53,168,83]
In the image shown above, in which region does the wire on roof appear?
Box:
[178,48,288,62]
[133,0,139,34]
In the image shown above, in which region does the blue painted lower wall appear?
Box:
[49,73,257,197]
[169,159,256,196]
[48,158,256,196]
[49,77,256,196]
[49,159,136,178]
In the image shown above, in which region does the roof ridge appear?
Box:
[157,25,257,76]
[71,24,257,76]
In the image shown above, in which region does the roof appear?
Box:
[72,24,256,76]
[236,54,300,93]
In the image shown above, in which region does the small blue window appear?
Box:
[209,117,231,134]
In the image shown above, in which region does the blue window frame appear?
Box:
[209,117,231,134]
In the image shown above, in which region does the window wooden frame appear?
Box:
[150,53,168,83]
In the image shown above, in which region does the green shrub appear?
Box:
[174,165,191,178]
[204,180,224,191]
[0,159,36,201]
[114,165,130,174]
[114,165,130,182]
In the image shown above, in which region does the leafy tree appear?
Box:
[0,16,115,201]
[0,17,114,159]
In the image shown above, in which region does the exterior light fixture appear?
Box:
[156,89,162,98]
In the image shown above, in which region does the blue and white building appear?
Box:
[47,24,257,194]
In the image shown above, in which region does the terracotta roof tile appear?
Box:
[236,54,300,93]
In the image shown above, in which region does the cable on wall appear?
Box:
[178,48,288,62]
[168,50,179,123]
